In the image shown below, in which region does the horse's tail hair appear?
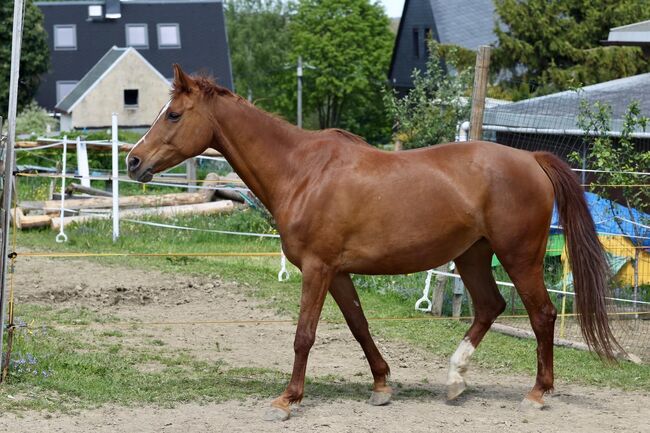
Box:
[534,151,622,361]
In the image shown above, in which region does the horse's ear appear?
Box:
[172,64,192,93]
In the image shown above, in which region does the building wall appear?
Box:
[36,1,232,110]
[70,50,170,128]
[389,0,436,90]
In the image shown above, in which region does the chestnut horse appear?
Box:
[127,65,619,420]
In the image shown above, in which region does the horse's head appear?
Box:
[127,64,215,182]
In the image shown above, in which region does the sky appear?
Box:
[379,0,405,18]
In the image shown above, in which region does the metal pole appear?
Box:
[111,113,120,242]
[1,0,26,381]
[469,45,491,141]
[297,56,303,128]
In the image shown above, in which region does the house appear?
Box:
[481,73,650,156]
[35,0,233,111]
[388,0,497,93]
[602,19,650,55]
[56,46,171,130]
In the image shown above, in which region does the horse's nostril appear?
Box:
[128,156,141,171]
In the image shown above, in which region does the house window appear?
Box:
[54,25,77,50]
[125,24,148,49]
[412,28,420,59]
[124,89,139,108]
[157,24,181,49]
[88,5,103,19]
[56,81,78,104]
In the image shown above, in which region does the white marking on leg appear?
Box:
[126,99,171,164]
[447,337,475,387]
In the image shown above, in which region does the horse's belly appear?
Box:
[339,223,479,275]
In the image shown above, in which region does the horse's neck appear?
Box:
[210,98,305,214]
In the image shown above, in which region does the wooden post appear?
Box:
[186,158,197,192]
[1,0,26,383]
[429,265,447,316]
[468,45,491,141]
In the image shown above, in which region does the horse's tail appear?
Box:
[534,151,622,361]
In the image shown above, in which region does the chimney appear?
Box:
[105,0,121,19]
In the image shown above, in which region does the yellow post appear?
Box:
[559,245,570,338]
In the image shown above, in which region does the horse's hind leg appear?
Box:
[493,233,556,408]
[499,257,556,408]
[329,273,392,405]
[447,239,506,400]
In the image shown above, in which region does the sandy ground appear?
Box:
[1,257,649,433]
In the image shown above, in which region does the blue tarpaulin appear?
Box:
[550,192,650,248]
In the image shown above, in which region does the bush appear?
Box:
[15,101,57,135]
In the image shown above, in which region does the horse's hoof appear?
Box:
[263,406,290,421]
[520,397,545,410]
[446,380,466,400]
[368,391,392,406]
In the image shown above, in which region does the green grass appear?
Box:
[2,210,649,412]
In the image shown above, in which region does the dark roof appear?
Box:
[388,0,497,90]
[427,0,497,50]
[483,73,650,133]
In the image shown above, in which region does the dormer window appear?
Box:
[157,24,181,49]
[125,24,149,49]
[88,5,103,19]
[54,25,77,50]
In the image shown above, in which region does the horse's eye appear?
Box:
[168,112,181,121]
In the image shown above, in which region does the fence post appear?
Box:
[76,136,90,188]
[112,113,120,242]
[55,136,68,243]
[1,0,26,383]
[469,45,491,141]
[186,158,197,192]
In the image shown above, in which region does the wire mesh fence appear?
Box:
[479,76,650,361]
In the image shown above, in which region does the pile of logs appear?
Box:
[14,172,247,231]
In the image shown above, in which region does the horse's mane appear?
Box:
[173,74,371,146]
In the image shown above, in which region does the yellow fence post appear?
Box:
[559,244,570,339]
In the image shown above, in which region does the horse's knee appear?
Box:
[532,304,557,329]
[294,329,315,353]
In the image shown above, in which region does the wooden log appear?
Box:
[201,173,220,201]
[19,214,52,229]
[489,323,641,363]
[66,183,112,197]
[21,192,208,212]
[51,200,235,231]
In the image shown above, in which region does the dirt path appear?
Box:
[1,257,649,433]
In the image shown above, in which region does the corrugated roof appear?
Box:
[428,0,497,50]
[55,46,128,113]
[483,73,650,133]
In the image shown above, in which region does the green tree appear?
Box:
[573,100,649,300]
[224,0,293,115]
[383,42,473,149]
[0,0,49,117]
[494,0,650,97]
[289,0,394,142]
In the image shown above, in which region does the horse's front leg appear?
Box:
[265,259,333,421]
[329,273,392,405]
